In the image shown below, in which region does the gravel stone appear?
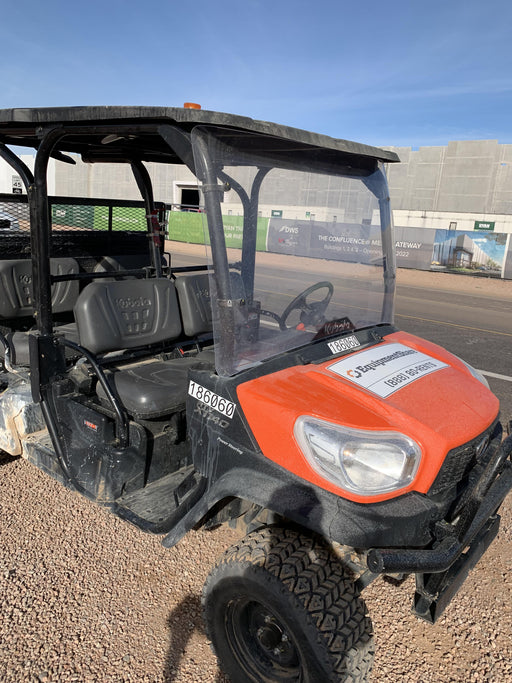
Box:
[1,453,510,682]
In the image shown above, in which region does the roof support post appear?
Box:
[192,133,236,375]
[131,160,162,278]
[28,126,65,335]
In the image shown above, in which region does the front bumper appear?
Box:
[366,433,512,622]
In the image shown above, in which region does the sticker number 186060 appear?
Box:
[188,381,236,418]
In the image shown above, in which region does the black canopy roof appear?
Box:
[0,106,399,167]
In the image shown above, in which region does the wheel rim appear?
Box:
[225,597,303,681]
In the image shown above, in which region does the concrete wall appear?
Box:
[386,140,512,216]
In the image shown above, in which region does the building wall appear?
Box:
[0,154,56,195]
[386,140,512,216]
[2,140,512,234]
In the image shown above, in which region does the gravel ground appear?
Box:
[1,453,510,683]
[1,266,511,682]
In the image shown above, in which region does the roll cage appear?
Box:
[0,107,399,376]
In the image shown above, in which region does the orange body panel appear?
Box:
[236,331,499,504]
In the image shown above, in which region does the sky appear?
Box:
[2,0,512,149]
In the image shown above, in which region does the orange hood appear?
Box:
[237,331,499,503]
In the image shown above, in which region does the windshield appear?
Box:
[192,126,395,376]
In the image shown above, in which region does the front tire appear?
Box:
[202,526,374,682]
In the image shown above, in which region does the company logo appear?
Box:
[344,348,417,380]
[324,320,353,335]
[194,403,230,429]
[115,297,151,309]
[279,225,299,234]
[84,419,98,431]
[328,342,448,399]
[346,368,361,378]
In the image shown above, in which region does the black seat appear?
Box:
[175,271,245,336]
[0,258,79,366]
[0,258,79,318]
[74,277,212,419]
[95,356,210,419]
[175,272,214,337]
[74,277,183,353]
[2,324,81,367]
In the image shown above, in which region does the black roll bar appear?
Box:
[0,142,34,190]
[218,167,268,307]
[29,126,66,335]
[131,160,163,278]
[362,167,396,322]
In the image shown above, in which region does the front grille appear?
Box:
[428,420,500,497]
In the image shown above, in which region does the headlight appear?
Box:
[294,416,421,496]
[455,356,489,389]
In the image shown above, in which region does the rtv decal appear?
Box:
[328,342,448,398]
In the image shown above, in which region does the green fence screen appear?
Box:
[168,211,269,251]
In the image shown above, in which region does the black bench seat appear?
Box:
[74,277,215,420]
[96,356,212,419]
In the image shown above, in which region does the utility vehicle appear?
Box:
[0,106,510,682]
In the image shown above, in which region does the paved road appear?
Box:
[394,282,512,423]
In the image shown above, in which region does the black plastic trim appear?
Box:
[367,439,512,574]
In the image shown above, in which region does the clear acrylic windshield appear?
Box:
[191,126,395,376]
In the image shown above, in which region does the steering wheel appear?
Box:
[280,281,334,330]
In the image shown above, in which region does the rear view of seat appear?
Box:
[0,258,79,319]
[175,273,214,337]
[0,258,79,366]
[175,271,244,337]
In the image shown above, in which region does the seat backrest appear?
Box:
[175,271,245,337]
[0,258,79,319]
[74,278,182,354]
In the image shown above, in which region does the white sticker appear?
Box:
[327,335,360,355]
[328,342,448,398]
[188,380,236,418]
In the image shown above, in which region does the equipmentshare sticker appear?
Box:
[328,342,448,398]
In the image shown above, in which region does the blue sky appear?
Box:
[2,0,511,148]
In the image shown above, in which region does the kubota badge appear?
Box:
[328,342,448,398]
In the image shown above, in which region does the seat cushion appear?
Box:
[96,357,213,419]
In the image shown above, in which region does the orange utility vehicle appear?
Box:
[0,106,510,682]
